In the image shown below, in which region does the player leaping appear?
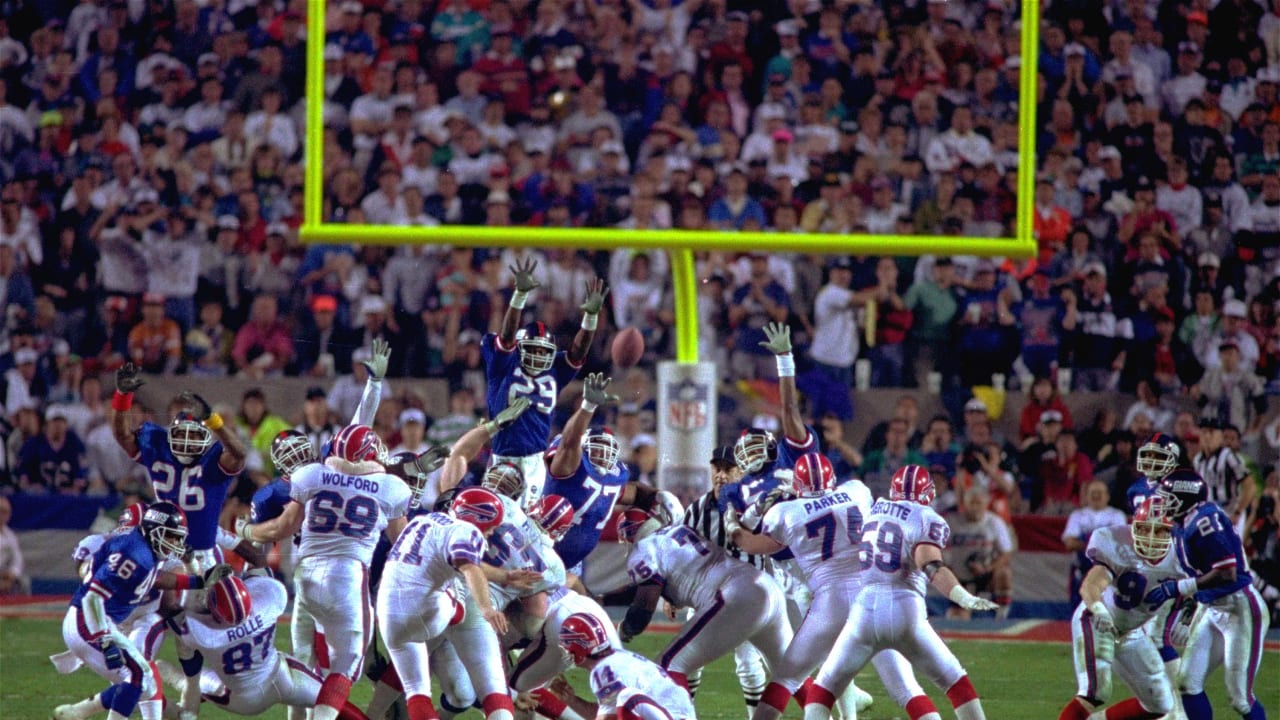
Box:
[485,257,607,510]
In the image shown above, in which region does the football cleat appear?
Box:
[208,576,253,626]
[515,322,557,376]
[793,453,835,497]
[141,501,189,559]
[559,612,613,665]
[270,429,316,479]
[450,487,505,534]
[734,428,778,474]
[1135,432,1180,480]
[168,412,213,464]
[890,464,936,506]
[482,462,526,500]
[530,494,575,541]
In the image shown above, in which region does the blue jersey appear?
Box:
[544,446,630,569]
[250,479,292,524]
[1126,477,1160,513]
[135,423,234,551]
[1174,503,1253,603]
[482,333,580,457]
[775,426,818,470]
[70,529,161,624]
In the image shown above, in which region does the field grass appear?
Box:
[1,615,1276,719]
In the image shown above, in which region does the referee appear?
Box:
[683,446,767,571]
[1192,417,1254,535]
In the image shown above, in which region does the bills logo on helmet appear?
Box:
[794,453,835,497]
[532,494,575,541]
[332,424,385,464]
[890,464,936,505]
[559,612,611,662]
[209,576,253,626]
[451,487,505,533]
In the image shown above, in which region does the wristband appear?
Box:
[580,313,598,331]
[775,352,796,378]
[483,420,501,439]
[581,400,598,413]
[510,290,529,310]
[112,390,134,412]
[1177,578,1199,597]
[204,413,223,431]
[173,574,204,591]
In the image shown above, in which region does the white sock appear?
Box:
[804,701,836,720]
[138,699,163,720]
[366,681,401,719]
[954,699,987,720]
[559,704,586,720]
[313,706,340,720]
[107,712,129,720]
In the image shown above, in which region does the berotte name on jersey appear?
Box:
[871,500,912,519]
[803,491,853,513]
[321,472,380,492]
[225,613,267,642]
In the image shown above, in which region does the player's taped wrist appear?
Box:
[510,290,529,310]
[775,352,795,377]
[1088,601,1111,620]
[1176,578,1198,597]
[948,585,978,607]
[483,420,501,439]
[580,312,598,331]
[203,412,223,431]
[581,400,598,413]
[112,390,134,411]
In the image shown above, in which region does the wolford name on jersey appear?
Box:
[804,491,852,514]
[322,472,380,493]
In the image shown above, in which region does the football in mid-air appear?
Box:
[611,327,645,367]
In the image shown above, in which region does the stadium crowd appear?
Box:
[0,0,1279,613]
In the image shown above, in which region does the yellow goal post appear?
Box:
[300,0,1041,363]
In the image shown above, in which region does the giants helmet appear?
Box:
[614,508,660,544]
[270,430,316,479]
[389,451,432,508]
[450,487,505,534]
[890,464,936,506]
[482,462,526,500]
[332,424,387,465]
[140,501,189,559]
[559,612,613,665]
[583,428,621,473]
[1131,494,1175,561]
[530,494,575,541]
[734,428,778,474]
[1156,468,1208,522]
[1136,432,1180,480]
[515,322,557,376]
[208,576,253,626]
[168,412,213,464]
[793,453,836,497]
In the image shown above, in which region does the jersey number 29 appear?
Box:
[508,374,557,415]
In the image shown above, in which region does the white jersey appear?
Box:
[857,499,952,597]
[760,487,872,590]
[487,495,567,610]
[590,649,697,720]
[627,525,748,609]
[945,510,1014,584]
[290,460,411,564]
[1085,525,1186,634]
[183,576,289,688]
[384,512,487,594]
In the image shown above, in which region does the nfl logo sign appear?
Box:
[666,380,708,430]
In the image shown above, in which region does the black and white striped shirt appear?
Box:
[1193,447,1248,509]
[683,489,767,571]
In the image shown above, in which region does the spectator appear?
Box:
[919,414,962,486]
[728,252,789,380]
[708,168,766,230]
[16,405,86,495]
[862,395,924,455]
[1063,263,1131,391]
[860,418,927,498]
[1128,306,1202,396]
[127,293,181,374]
[1039,430,1094,516]
[1122,380,1175,433]
[1197,340,1268,434]
[1015,269,1068,379]
[4,348,44,418]
[1018,377,1073,441]
[184,299,233,376]
[235,388,291,478]
[426,387,480,447]
[946,485,1015,618]
[954,260,1017,387]
[1204,298,1262,371]
[328,347,372,422]
[0,496,26,595]
[924,104,993,174]
[1061,480,1128,605]
[390,408,429,456]
[628,434,658,486]
[805,257,859,421]
[862,257,913,388]
[903,256,960,387]
[231,295,293,378]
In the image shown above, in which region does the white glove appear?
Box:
[1092,624,1116,663]
[1088,601,1116,636]
[948,585,1000,611]
[723,506,743,535]
[234,515,254,542]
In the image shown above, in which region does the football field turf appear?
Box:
[2,615,1276,719]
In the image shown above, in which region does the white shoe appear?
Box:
[853,687,873,712]
[51,704,88,720]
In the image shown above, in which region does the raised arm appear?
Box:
[110,362,144,458]
[440,397,533,491]
[758,322,807,444]
[501,257,541,348]
[548,374,616,478]
[181,391,246,474]
[915,542,999,611]
[569,278,609,367]
[352,338,391,426]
